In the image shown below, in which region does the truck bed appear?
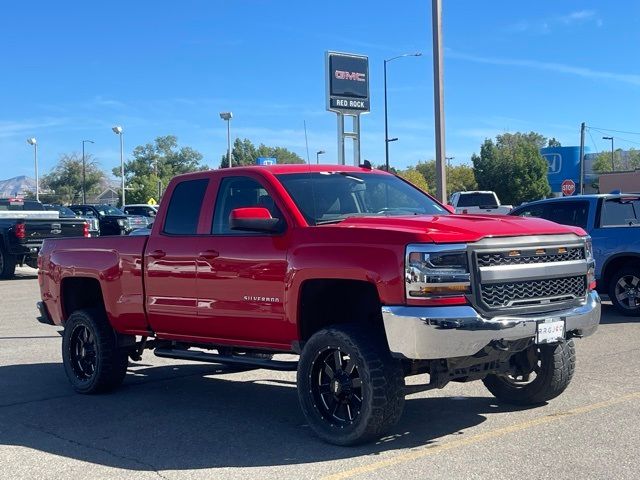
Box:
[39,235,150,333]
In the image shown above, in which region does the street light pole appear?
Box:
[432,0,447,203]
[82,140,94,204]
[26,138,38,202]
[383,52,422,172]
[112,126,125,207]
[219,112,233,168]
[316,150,325,164]
[602,136,614,171]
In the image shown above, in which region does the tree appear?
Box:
[219,138,304,168]
[113,135,206,205]
[414,160,477,195]
[547,138,562,147]
[397,168,430,192]
[41,153,106,204]
[592,148,640,174]
[472,132,551,205]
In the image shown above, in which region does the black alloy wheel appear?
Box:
[311,347,363,426]
[610,267,640,316]
[69,324,97,381]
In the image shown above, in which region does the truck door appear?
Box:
[195,175,292,347]
[144,177,210,337]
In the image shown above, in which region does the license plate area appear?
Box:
[536,318,565,344]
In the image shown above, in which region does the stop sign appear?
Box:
[561,179,576,196]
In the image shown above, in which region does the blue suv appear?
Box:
[510,194,640,316]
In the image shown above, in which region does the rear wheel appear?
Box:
[609,266,640,316]
[62,309,129,394]
[297,325,405,445]
[0,244,17,279]
[483,340,575,405]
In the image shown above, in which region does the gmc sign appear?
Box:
[326,51,370,113]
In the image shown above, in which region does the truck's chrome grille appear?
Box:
[477,247,584,267]
[480,276,587,308]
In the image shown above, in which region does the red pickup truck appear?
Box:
[37,164,601,445]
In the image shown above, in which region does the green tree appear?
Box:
[397,168,430,192]
[547,138,562,147]
[114,135,205,205]
[592,148,640,174]
[472,132,551,205]
[414,160,477,194]
[219,138,304,167]
[41,153,106,204]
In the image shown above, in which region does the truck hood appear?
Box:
[328,214,585,243]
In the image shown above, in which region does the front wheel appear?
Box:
[297,325,405,446]
[62,309,129,394]
[483,340,575,405]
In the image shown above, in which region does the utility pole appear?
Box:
[579,122,585,194]
[602,136,614,171]
[432,0,447,203]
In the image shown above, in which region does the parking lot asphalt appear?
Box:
[1,266,639,480]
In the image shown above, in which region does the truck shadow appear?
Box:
[598,303,640,325]
[0,361,536,471]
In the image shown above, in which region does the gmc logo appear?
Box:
[335,70,366,82]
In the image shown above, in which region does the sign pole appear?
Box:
[337,114,346,165]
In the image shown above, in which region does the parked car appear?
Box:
[38,165,600,445]
[68,204,134,236]
[510,194,640,315]
[449,190,513,215]
[123,204,158,223]
[43,204,100,237]
[0,198,88,278]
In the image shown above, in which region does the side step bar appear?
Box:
[154,348,298,371]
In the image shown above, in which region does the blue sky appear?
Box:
[1,1,639,181]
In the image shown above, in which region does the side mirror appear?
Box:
[229,207,282,233]
[444,204,456,214]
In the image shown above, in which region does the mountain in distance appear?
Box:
[0,176,36,197]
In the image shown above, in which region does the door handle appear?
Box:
[198,250,219,260]
[148,249,166,259]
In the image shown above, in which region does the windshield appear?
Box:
[456,192,498,208]
[276,172,447,225]
[46,205,77,217]
[97,205,124,216]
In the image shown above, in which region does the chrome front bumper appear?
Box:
[381,291,601,360]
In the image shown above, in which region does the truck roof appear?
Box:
[174,164,391,182]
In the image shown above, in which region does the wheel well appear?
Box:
[298,279,383,341]
[61,277,105,321]
[601,256,640,291]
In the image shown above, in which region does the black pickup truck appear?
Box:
[0,198,88,278]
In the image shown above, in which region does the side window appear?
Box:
[515,205,545,219]
[212,177,282,234]
[601,199,639,227]
[543,202,589,229]
[163,179,209,235]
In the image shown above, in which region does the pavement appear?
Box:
[1,266,639,480]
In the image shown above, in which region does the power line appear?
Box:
[586,129,600,154]
[587,127,640,148]
[588,126,640,136]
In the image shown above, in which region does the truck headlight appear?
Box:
[406,244,470,300]
[584,236,596,290]
[117,219,126,227]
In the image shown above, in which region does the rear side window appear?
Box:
[163,179,209,235]
[544,202,589,230]
[601,199,639,227]
[514,205,545,219]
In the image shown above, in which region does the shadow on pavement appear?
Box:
[0,361,535,471]
[599,303,640,325]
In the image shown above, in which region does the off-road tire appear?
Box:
[608,266,640,317]
[297,324,405,446]
[0,244,17,279]
[483,339,576,405]
[62,309,129,394]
